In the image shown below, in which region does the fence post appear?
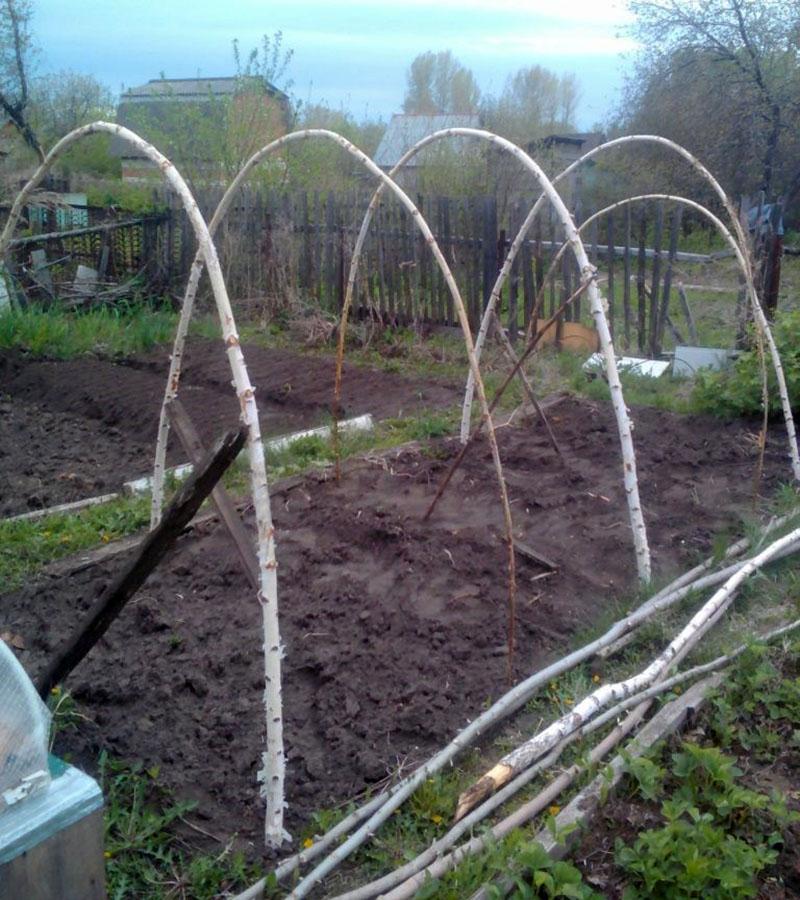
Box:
[481,195,498,324]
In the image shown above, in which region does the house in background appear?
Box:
[374,113,482,193]
[527,132,606,207]
[112,76,291,182]
[531,132,606,169]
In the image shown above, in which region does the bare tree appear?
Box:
[0,0,42,161]
[625,0,800,198]
[403,51,480,115]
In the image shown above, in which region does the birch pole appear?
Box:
[332,128,566,472]
[0,122,288,848]
[454,524,800,821]
[146,129,518,663]
[460,134,800,482]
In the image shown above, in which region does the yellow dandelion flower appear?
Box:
[104,851,112,859]
[431,814,443,825]
[548,805,561,816]
[592,674,601,684]
[303,837,314,849]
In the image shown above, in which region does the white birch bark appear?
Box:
[455,524,800,820]
[0,122,288,847]
[461,134,800,481]
[326,128,650,581]
[237,515,789,895]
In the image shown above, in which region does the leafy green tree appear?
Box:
[28,71,119,176]
[403,51,480,115]
[282,101,385,192]
[483,65,580,147]
[122,33,293,190]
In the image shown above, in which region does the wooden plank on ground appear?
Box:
[36,426,248,697]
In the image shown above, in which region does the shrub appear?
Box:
[693,310,800,417]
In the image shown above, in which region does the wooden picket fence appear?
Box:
[184,187,729,354]
[11,185,767,360]
[7,212,174,305]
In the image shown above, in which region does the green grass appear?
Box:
[99,754,260,900]
[0,494,150,591]
[0,302,183,358]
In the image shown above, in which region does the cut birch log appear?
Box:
[36,426,247,698]
[383,697,656,900]
[347,609,800,900]
[454,525,800,821]
[274,517,799,898]
[470,674,723,900]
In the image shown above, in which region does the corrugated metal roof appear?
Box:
[373,114,481,168]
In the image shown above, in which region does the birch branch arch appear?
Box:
[460,134,800,482]
[0,121,289,849]
[332,127,651,583]
[146,128,519,666]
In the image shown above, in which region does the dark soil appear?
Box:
[0,395,791,861]
[0,342,458,516]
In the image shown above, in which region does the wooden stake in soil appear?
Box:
[166,399,259,590]
[36,426,247,698]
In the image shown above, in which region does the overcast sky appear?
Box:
[34,0,637,128]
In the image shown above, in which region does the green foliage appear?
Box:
[84,181,164,214]
[47,686,86,751]
[403,50,480,115]
[100,755,259,899]
[0,303,178,358]
[617,814,777,899]
[693,310,800,417]
[623,753,665,802]
[617,738,795,898]
[499,843,602,899]
[0,494,150,590]
[707,642,800,759]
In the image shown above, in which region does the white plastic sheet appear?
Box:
[0,640,51,810]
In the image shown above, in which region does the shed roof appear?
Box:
[121,76,287,103]
[373,114,481,168]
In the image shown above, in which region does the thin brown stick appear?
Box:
[423,277,593,522]
[490,308,563,458]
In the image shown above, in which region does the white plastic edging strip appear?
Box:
[2,493,121,524]
[124,414,375,495]
[582,353,670,379]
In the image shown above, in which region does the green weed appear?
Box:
[0,494,150,590]
[100,754,259,899]
[693,310,800,417]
